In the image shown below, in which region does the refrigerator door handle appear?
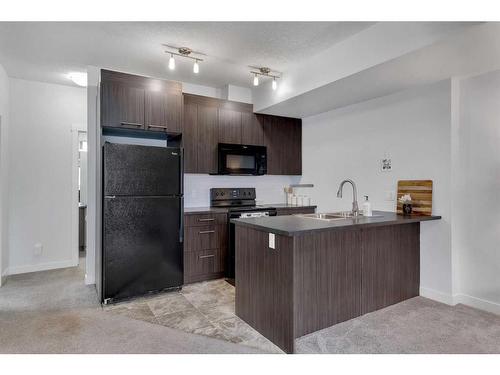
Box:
[179,147,184,195]
[105,195,116,199]
[179,196,184,243]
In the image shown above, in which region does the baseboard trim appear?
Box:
[419,286,455,305]
[454,293,500,315]
[7,259,77,275]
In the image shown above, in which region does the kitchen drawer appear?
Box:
[184,213,227,227]
[184,249,223,283]
[276,207,316,216]
[184,225,220,252]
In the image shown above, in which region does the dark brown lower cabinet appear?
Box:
[235,223,420,353]
[183,213,227,284]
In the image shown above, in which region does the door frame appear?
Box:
[71,124,87,269]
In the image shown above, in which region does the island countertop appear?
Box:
[231,210,441,236]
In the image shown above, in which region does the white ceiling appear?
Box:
[0,22,375,88]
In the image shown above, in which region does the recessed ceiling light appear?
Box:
[67,72,87,87]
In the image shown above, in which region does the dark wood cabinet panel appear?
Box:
[275,207,316,216]
[184,225,219,252]
[183,212,228,284]
[101,80,145,129]
[361,223,420,314]
[283,117,302,175]
[218,108,242,144]
[182,102,198,173]
[184,249,223,284]
[145,90,168,132]
[235,226,295,353]
[166,89,183,133]
[241,113,264,146]
[184,213,227,227]
[294,229,362,338]
[101,69,182,133]
[197,105,218,174]
[263,115,302,175]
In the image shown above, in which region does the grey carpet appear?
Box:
[0,308,263,353]
[0,259,99,312]
[0,259,265,354]
[295,296,500,354]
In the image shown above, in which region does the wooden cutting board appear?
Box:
[396,180,433,216]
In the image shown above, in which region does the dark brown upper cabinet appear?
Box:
[241,112,264,146]
[182,93,301,175]
[101,80,146,129]
[145,89,182,133]
[183,94,219,174]
[183,100,198,173]
[197,105,218,174]
[101,69,182,134]
[263,115,302,175]
[218,108,242,144]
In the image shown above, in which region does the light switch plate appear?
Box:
[269,233,275,249]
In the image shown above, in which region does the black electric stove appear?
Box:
[210,188,277,285]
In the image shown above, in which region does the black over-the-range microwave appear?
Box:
[217,143,267,175]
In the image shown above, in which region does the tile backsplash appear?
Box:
[184,174,302,207]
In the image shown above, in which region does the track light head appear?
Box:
[168,54,175,70]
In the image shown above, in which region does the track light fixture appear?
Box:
[163,45,204,74]
[249,67,281,91]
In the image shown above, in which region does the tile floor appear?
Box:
[103,279,283,353]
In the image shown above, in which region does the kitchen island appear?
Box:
[232,211,441,353]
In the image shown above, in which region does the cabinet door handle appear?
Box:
[120,121,143,127]
[199,254,215,259]
[147,124,168,129]
[198,218,215,222]
[199,230,215,234]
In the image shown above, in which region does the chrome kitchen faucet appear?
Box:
[337,179,359,216]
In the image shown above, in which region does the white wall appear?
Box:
[0,63,9,284]
[7,78,86,274]
[219,84,252,104]
[302,80,453,300]
[452,70,500,312]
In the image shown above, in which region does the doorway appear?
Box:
[72,127,87,276]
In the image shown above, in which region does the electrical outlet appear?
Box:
[268,233,275,249]
[34,243,43,256]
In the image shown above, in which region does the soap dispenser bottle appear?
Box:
[362,195,372,216]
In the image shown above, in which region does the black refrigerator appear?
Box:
[102,142,183,303]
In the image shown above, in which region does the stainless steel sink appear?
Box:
[296,211,381,221]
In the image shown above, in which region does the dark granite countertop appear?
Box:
[231,210,441,236]
[184,204,316,215]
